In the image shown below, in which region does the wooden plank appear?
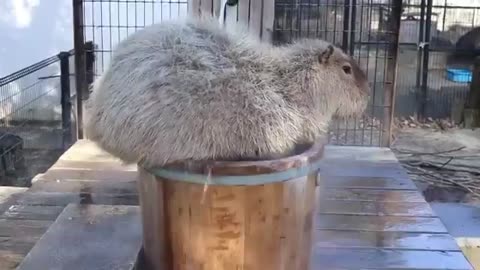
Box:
[320,162,410,179]
[188,0,200,17]
[197,0,214,17]
[283,174,317,270]
[316,214,448,233]
[16,192,138,207]
[262,0,275,42]
[0,250,24,270]
[0,187,28,214]
[194,180,238,270]
[0,219,52,238]
[224,3,238,31]
[29,179,137,195]
[238,0,250,27]
[317,200,435,217]
[320,163,410,179]
[164,180,194,269]
[214,0,223,18]
[314,230,461,251]
[58,140,122,163]
[163,180,248,270]
[0,236,37,257]
[322,176,417,190]
[249,0,262,38]
[40,169,138,182]
[184,181,206,269]
[0,187,27,205]
[0,220,46,267]
[50,160,137,171]
[16,204,143,270]
[323,145,398,162]
[458,241,480,270]
[321,188,425,202]
[243,183,283,270]
[137,169,170,270]
[0,205,64,221]
[311,248,473,269]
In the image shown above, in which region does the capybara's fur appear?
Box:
[85,17,370,167]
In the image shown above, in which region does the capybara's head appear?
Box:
[290,39,371,118]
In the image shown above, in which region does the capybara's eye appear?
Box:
[342,65,352,74]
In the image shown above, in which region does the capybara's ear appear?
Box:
[318,44,334,64]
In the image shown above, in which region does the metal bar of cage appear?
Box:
[73,0,87,139]
[382,0,403,146]
[414,0,425,118]
[59,52,73,149]
[0,51,76,150]
[419,0,432,122]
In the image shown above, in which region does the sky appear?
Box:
[0,0,73,77]
[0,0,233,78]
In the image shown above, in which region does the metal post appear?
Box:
[464,56,480,128]
[349,0,357,56]
[295,0,301,41]
[59,52,72,149]
[442,0,447,32]
[73,0,86,139]
[84,41,95,96]
[343,0,351,52]
[419,0,432,121]
[415,0,426,109]
[466,57,480,109]
[381,0,403,147]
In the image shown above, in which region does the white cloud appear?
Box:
[0,0,40,28]
[13,0,40,28]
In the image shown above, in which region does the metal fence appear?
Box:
[395,0,480,121]
[72,0,189,138]
[73,0,403,147]
[0,52,76,186]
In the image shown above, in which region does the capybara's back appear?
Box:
[86,17,370,167]
[85,18,306,166]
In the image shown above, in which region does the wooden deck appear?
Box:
[0,140,474,270]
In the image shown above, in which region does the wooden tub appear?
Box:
[137,140,325,270]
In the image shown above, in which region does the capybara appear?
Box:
[85,17,370,167]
